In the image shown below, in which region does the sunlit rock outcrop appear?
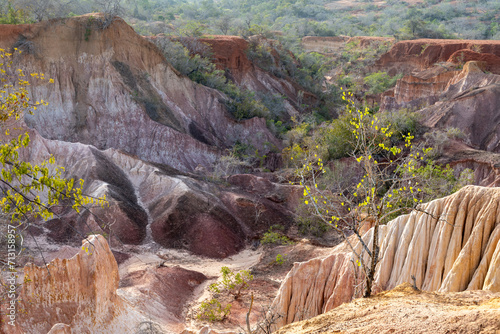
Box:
[377,41,500,185]
[5,235,144,333]
[1,234,211,333]
[419,63,500,152]
[272,185,500,328]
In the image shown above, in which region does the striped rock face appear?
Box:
[0,15,280,173]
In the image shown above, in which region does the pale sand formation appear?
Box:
[12,235,145,333]
[272,185,500,327]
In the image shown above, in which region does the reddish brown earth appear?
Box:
[0,15,305,259]
[438,141,500,187]
[377,39,500,75]
[119,266,207,323]
[448,49,500,74]
[5,18,500,334]
[0,16,313,334]
[377,39,500,183]
[3,235,144,334]
[16,130,299,259]
[199,36,253,75]
[149,190,246,258]
[416,62,500,153]
[155,34,318,113]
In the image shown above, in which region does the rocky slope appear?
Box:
[2,234,222,334]
[275,283,500,334]
[394,65,500,185]
[0,14,279,173]
[4,18,500,334]
[148,34,318,116]
[272,185,500,328]
[199,35,317,113]
[418,62,500,152]
[0,15,308,333]
[376,39,500,185]
[16,128,299,257]
[0,15,304,256]
[380,39,500,112]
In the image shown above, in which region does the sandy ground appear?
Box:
[14,230,335,333]
[118,247,263,279]
[113,239,333,332]
[275,283,500,334]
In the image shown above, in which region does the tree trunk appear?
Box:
[364,222,379,298]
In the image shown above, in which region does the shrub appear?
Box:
[209,266,254,299]
[261,227,294,245]
[275,254,286,265]
[153,37,271,121]
[212,152,251,179]
[295,202,330,236]
[413,161,474,201]
[363,72,402,95]
[379,109,422,144]
[197,298,231,322]
[423,127,466,159]
[320,115,356,160]
[134,321,165,334]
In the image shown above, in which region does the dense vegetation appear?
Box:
[1,0,499,40]
[131,0,500,40]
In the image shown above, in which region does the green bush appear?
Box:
[209,266,254,299]
[423,127,466,159]
[197,298,231,322]
[295,202,330,236]
[379,109,422,144]
[363,72,402,95]
[275,254,286,265]
[321,116,356,160]
[246,39,330,96]
[261,227,294,245]
[153,37,270,121]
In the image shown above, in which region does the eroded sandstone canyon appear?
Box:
[0,15,301,334]
[1,16,500,334]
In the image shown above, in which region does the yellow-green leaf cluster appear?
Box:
[0,49,106,223]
